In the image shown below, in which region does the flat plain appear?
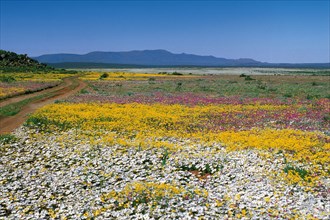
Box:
[0,69,329,219]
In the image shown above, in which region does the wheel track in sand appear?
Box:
[0,77,86,134]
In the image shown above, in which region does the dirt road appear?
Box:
[0,77,86,134]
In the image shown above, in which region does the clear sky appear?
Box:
[0,0,329,63]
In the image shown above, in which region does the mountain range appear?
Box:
[34,50,330,68]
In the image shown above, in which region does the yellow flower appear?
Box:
[264,197,271,203]
[235,194,241,201]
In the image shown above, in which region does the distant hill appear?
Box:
[0,50,54,72]
[34,49,264,67]
[48,62,330,69]
[34,50,330,68]
[48,62,147,69]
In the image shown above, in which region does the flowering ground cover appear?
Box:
[0,73,74,82]
[0,81,59,99]
[80,71,198,81]
[0,72,329,219]
[0,73,73,99]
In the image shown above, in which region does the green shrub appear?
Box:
[0,134,17,144]
[79,89,89,94]
[284,93,292,98]
[323,114,330,122]
[283,165,308,180]
[180,163,222,175]
[99,73,109,79]
[161,148,169,166]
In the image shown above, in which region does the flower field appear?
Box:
[1,72,329,219]
[80,72,198,81]
[0,81,59,99]
[0,73,73,99]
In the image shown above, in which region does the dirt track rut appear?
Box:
[0,77,86,134]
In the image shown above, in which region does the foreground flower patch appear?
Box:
[1,100,329,219]
[25,103,330,180]
[1,129,329,219]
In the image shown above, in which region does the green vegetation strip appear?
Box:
[0,93,57,117]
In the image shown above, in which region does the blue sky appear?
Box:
[0,0,329,63]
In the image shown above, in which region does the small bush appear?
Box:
[0,134,17,144]
[284,93,292,98]
[25,117,49,128]
[148,78,156,84]
[99,73,109,79]
[283,165,308,180]
[172,72,183,75]
[180,163,222,175]
[161,148,169,166]
[80,89,89,94]
[267,87,277,92]
[323,114,330,122]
